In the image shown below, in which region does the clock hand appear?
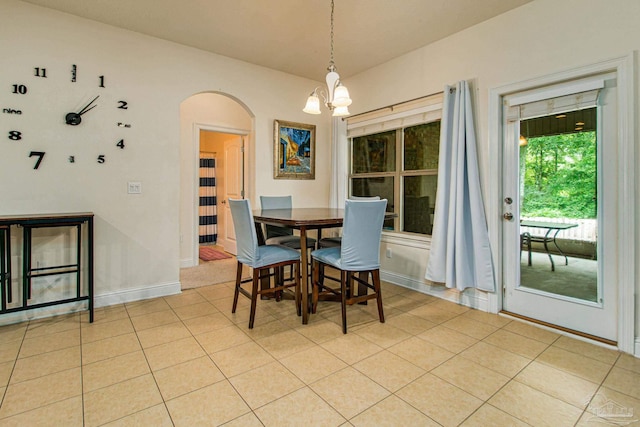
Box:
[77,95,100,115]
[65,95,100,126]
[78,104,97,116]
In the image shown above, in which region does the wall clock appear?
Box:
[3,63,131,170]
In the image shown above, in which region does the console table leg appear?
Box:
[0,227,8,310]
[88,217,94,323]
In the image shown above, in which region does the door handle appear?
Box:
[503,212,514,221]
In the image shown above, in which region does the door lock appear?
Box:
[503,212,514,221]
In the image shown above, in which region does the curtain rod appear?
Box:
[342,88,451,121]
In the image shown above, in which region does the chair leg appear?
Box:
[340,270,348,334]
[356,271,369,305]
[372,269,385,324]
[294,262,301,317]
[248,269,260,329]
[311,260,320,314]
[317,263,325,293]
[232,261,243,313]
[274,267,282,302]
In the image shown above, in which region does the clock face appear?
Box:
[3,64,130,170]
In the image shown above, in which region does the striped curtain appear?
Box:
[199,152,218,244]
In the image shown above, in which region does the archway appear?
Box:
[179,92,254,268]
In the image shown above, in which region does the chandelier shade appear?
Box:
[303,0,351,116]
[332,83,352,107]
[303,92,322,115]
[332,105,350,117]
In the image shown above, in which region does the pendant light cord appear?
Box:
[329,0,335,70]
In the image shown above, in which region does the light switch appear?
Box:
[127,181,142,194]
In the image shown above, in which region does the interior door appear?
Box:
[220,136,244,255]
[502,74,618,342]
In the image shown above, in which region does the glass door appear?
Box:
[502,75,618,342]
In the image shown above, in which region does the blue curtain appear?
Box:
[425,81,495,292]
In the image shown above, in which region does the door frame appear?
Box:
[192,123,248,265]
[487,54,636,354]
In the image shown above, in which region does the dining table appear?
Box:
[252,208,344,324]
[252,207,395,324]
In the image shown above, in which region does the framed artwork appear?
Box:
[274,119,315,179]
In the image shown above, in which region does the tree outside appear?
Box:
[520,131,596,219]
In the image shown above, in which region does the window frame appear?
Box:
[348,104,442,236]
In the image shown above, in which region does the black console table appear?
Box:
[0,213,94,322]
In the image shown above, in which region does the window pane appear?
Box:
[403,175,437,235]
[351,176,395,229]
[352,131,396,173]
[519,108,598,303]
[404,121,440,171]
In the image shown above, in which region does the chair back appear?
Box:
[350,195,380,200]
[260,195,293,239]
[341,199,388,270]
[229,199,259,265]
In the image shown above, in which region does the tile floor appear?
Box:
[0,281,638,426]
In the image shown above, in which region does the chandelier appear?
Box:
[303,0,352,117]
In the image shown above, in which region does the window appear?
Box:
[347,94,442,235]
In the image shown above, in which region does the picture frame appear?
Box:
[274,119,315,180]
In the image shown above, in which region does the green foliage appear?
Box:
[521,132,596,219]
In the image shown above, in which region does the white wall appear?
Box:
[346,0,639,351]
[0,0,331,309]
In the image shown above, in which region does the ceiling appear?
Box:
[21,0,533,81]
[522,108,596,139]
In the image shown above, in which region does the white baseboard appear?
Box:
[94,281,182,308]
[0,302,87,326]
[180,257,196,268]
[0,281,182,326]
[380,269,489,311]
[635,338,640,358]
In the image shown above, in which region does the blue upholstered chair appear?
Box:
[229,199,301,329]
[317,196,380,248]
[260,195,316,284]
[311,199,387,333]
[259,195,316,249]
